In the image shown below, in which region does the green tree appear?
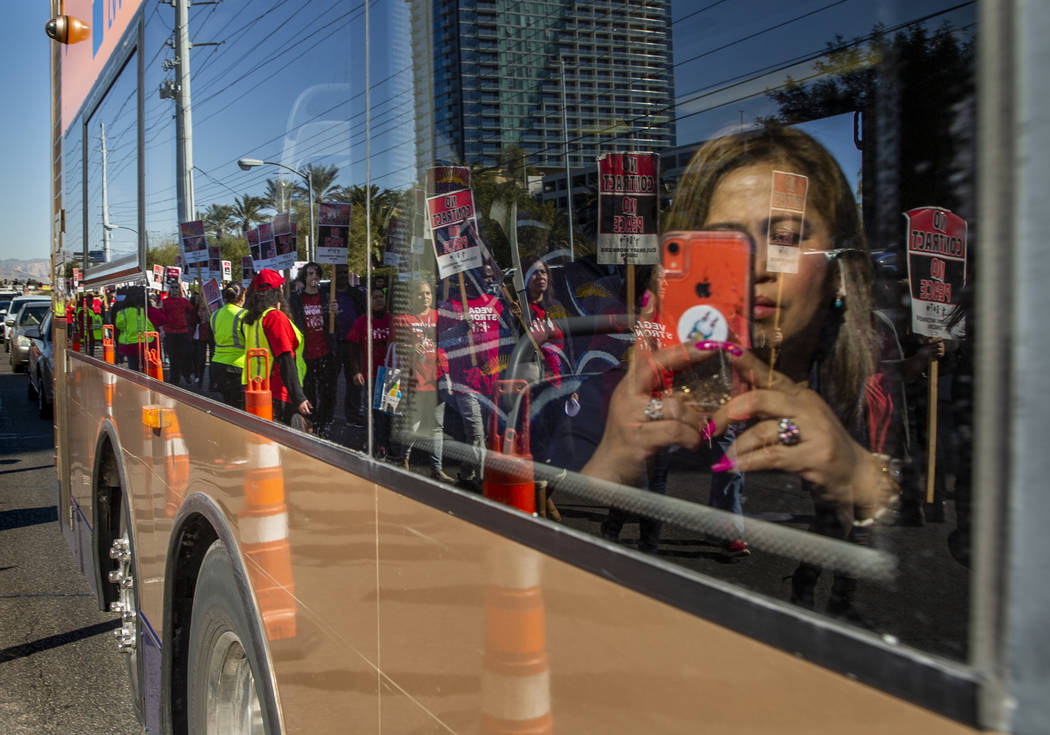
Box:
[764,23,976,248]
[201,203,236,240]
[231,194,268,232]
[264,178,296,212]
[294,164,341,203]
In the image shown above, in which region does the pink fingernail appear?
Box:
[711,455,736,473]
[700,419,716,440]
[724,343,744,357]
[695,340,717,351]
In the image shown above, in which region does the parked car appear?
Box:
[4,295,49,351]
[26,309,54,417]
[0,299,10,343]
[9,300,51,372]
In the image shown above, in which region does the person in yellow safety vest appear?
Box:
[113,286,166,372]
[240,269,312,428]
[209,282,248,409]
[89,302,104,345]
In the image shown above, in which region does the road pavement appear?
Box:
[0,355,141,734]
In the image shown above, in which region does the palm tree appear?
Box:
[231,194,267,232]
[293,163,341,203]
[201,203,235,240]
[264,178,296,213]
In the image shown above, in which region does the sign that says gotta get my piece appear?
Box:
[905,206,967,339]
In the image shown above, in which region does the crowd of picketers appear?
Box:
[71,255,574,489]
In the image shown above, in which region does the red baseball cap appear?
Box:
[252,268,285,291]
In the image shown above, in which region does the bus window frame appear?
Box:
[77,10,145,289]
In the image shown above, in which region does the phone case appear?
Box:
[653,230,753,409]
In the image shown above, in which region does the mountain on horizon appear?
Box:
[0,258,50,283]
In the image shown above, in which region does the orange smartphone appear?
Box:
[653,230,753,410]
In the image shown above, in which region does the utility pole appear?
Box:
[174,0,195,223]
[160,0,220,223]
[100,122,111,262]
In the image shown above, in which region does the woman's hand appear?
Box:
[709,351,890,515]
[581,343,712,487]
[297,399,313,416]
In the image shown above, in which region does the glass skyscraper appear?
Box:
[412,0,675,173]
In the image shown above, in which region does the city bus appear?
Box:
[45,0,1047,733]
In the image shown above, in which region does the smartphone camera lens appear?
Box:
[667,241,680,255]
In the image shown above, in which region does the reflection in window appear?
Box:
[85,54,139,266]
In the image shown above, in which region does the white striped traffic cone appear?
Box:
[481,543,552,735]
[239,432,296,640]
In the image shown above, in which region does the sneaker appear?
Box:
[723,539,751,559]
[375,446,388,461]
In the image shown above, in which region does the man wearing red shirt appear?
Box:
[348,284,394,457]
[161,283,195,386]
[290,262,335,436]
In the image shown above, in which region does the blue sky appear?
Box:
[0,3,51,262]
[4,0,974,266]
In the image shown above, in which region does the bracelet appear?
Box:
[853,454,903,527]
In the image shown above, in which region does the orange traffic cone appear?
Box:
[102,324,115,364]
[240,429,296,640]
[481,543,552,735]
[142,331,164,381]
[244,348,273,420]
[483,381,536,514]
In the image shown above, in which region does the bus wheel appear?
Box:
[188,541,274,735]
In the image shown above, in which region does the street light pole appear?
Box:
[307,168,315,263]
[236,158,316,261]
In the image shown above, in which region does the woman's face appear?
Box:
[528,263,548,301]
[703,162,833,350]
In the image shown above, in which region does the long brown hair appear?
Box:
[665,124,877,424]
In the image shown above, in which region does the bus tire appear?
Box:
[187,541,279,735]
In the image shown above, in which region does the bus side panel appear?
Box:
[374,490,980,734]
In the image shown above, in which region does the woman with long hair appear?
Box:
[584,125,903,614]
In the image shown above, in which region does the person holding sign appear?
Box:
[582,126,906,616]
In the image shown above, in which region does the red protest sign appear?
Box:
[905,206,967,339]
[427,188,484,278]
[596,152,660,265]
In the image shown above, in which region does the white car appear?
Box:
[5,296,50,360]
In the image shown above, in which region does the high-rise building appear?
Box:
[411,0,675,173]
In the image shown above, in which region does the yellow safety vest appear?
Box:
[240,307,306,387]
[114,307,155,346]
[90,309,104,339]
[210,303,247,368]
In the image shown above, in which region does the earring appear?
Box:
[834,259,846,309]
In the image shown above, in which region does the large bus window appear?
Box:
[130,0,975,664]
[84,52,139,280]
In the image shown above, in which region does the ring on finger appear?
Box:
[777,417,801,446]
[644,397,664,421]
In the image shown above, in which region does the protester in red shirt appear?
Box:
[240,269,311,427]
[161,283,195,387]
[395,281,451,479]
[289,262,335,437]
[347,283,394,457]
